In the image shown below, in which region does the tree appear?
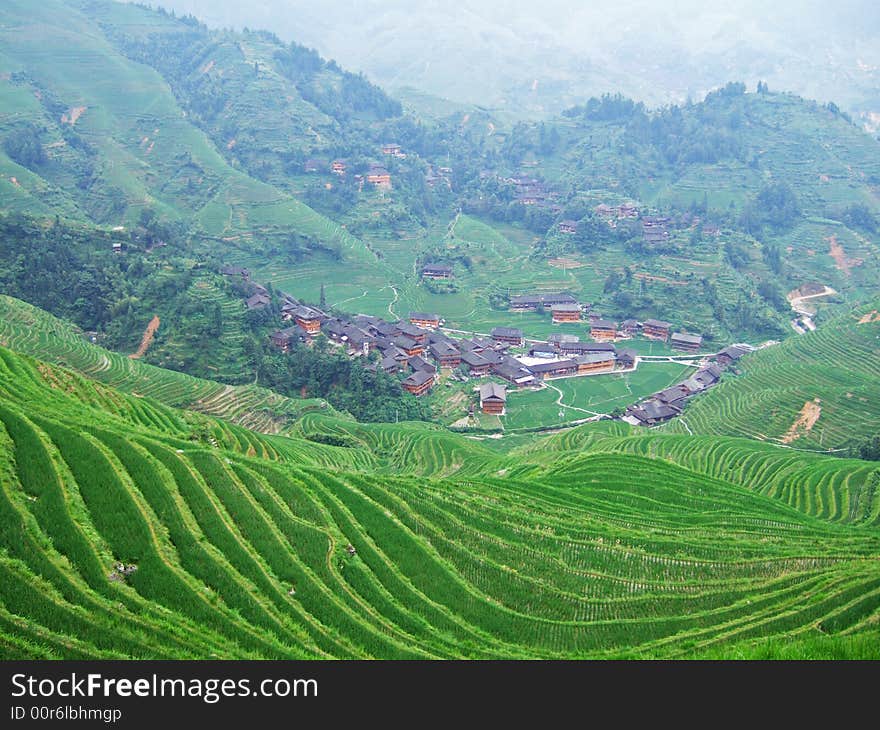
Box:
[319,282,326,309]
[4,124,47,169]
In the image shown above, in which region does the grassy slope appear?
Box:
[661,299,880,450]
[0,0,382,268]
[0,305,879,659]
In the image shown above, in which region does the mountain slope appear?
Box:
[0,302,879,658]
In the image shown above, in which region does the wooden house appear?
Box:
[590,319,617,340]
[576,352,616,374]
[331,159,347,174]
[558,220,578,234]
[551,304,582,323]
[367,166,391,186]
[479,382,507,415]
[409,312,441,330]
[393,336,425,358]
[642,319,671,341]
[617,348,637,369]
[461,350,491,377]
[402,370,434,396]
[490,327,524,347]
[381,143,403,157]
[246,293,271,310]
[528,360,578,380]
[492,358,536,387]
[292,305,324,334]
[428,341,461,369]
[670,332,703,353]
[421,263,454,280]
[269,326,306,353]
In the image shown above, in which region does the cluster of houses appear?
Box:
[302,142,411,192]
[622,345,748,427]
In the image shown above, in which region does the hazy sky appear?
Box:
[146,1,880,115]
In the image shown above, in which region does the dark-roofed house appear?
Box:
[478,349,504,366]
[590,319,617,341]
[479,383,507,415]
[393,336,425,357]
[246,293,271,310]
[221,265,250,279]
[670,332,703,353]
[551,303,581,323]
[654,385,690,411]
[529,343,558,358]
[367,166,391,186]
[409,312,441,330]
[381,142,403,156]
[402,369,434,396]
[717,345,748,367]
[292,305,324,334]
[529,360,578,380]
[269,326,306,353]
[548,333,579,347]
[408,356,437,376]
[380,354,401,374]
[617,348,637,369]
[461,350,491,377]
[303,158,328,173]
[626,401,680,426]
[576,352,616,374]
[558,220,578,234]
[642,319,671,341]
[619,319,640,335]
[394,322,427,343]
[493,358,536,387]
[331,159,347,174]
[491,327,524,347]
[421,263,454,280]
[510,292,578,311]
[428,341,461,369]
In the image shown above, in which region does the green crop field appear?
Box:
[664,299,880,450]
[0,301,879,659]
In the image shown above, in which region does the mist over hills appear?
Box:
[147,0,880,123]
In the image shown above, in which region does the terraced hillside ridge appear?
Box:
[0,332,879,659]
[662,299,880,450]
[0,295,331,434]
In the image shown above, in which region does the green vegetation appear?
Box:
[0,332,878,658]
[663,300,880,451]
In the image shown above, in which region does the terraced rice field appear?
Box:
[0,295,328,434]
[1,329,879,659]
[663,300,880,449]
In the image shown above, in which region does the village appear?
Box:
[224,258,750,430]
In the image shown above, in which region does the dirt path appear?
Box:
[129,316,160,359]
[781,398,822,444]
[826,235,863,275]
[61,106,87,125]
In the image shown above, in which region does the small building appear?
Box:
[625,401,680,426]
[479,382,507,415]
[409,312,441,330]
[269,326,306,353]
[381,143,403,157]
[367,166,391,186]
[379,354,401,374]
[493,358,536,387]
[292,305,324,334]
[528,359,578,380]
[717,345,748,367]
[395,322,428,343]
[617,348,637,369]
[490,327,524,347]
[558,220,578,234]
[510,292,578,311]
[619,319,640,335]
[548,333,579,348]
[220,265,250,279]
[393,336,425,357]
[670,332,703,353]
[428,341,460,368]
[246,293,271,310]
[551,303,582,323]
[576,352,616,374]
[421,263,454,280]
[461,350,491,377]
[408,356,437,376]
[529,343,558,358]
[402,369,435,396]
[112,241,123,253]
[590,320,616,341]
[331,159,347,175]
[642,319,671,341]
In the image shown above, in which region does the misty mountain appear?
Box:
[145,0,880,123]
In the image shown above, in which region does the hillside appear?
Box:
[0,332,879,659]
[661,299,880,451]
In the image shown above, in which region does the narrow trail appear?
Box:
[129,316,160,360]
[384,285,400,320]
[542,382,602,416]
